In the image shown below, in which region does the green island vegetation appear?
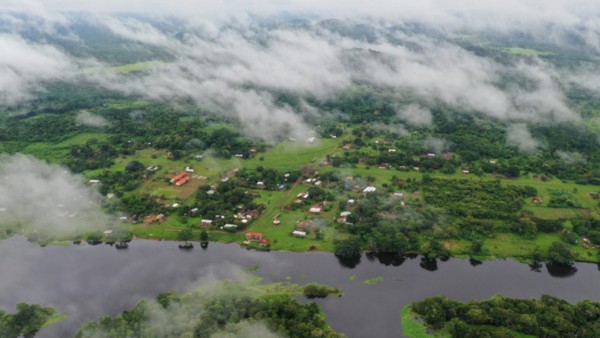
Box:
[405,295,600,338]
[0,303,64,338]
[75,278,343,338]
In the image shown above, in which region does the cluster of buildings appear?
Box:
[170,172,190,186]
[245,232,270,247]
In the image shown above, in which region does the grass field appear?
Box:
[498,47,554,56]
[400,305,435,338]
[109,61,162,73]
[20,132,110,162]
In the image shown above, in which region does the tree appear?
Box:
[546,241,575,266]
[178,229,193,245]
[199,230,209,243]
[334,238,362,258]
[125,160,145,173]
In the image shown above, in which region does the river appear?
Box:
[0,237,598,337]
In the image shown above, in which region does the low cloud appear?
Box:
[506,123,541,153]
[75,110,111,128]
[423,136,449,154]
[555,150,587,164]
[396,104,433,127]
[0,34,78,106]
[0,154,108,236]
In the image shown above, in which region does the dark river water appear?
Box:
[0,237,598,338]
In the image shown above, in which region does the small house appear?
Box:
[309,205,322,213]
[246,232,263,241]
[223,224,238,230]
[259,239,270,247]
[337,211,352,223]
[363,186,377,193]
[292,230,307,237]
[200,219,213,227]
[170,172,187,183]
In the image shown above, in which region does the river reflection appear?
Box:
[0,237,598,338]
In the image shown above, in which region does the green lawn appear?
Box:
[109,61,162,73]
[401,305,435,338]
[498,47,554,56]
[20,132,110,162]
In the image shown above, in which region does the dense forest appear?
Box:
[411,295,600,338]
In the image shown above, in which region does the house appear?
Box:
[363,186,377,193]
[531,197,543,204]
[462,169,470,174]
[259,239,270,247]
[297,192,309,199]
[223,224,238,230]
[378,163,390,169]
[273,219,281,225]
[297,220,314,230]
[200,219,213,227]
[427,153,436,158]
[249,147,257,153]
[292,230,307,237]
[337,211,352,223]
[89,179,100,185]
[170,172,188,183]
[175,175,190,186]
[256,181,265,188]
[342,144,352,150]
[246,232,263,241]
[307,137,316,143]
[184,166,194,173]
[393,192,404,198]
[234,154,244,158]
[388,149,397,153]
[309,205,322,213]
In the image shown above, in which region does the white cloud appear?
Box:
[506,123,541,153]
[75,110,111,128]
[0,34,78,106]
[0,154,108,235]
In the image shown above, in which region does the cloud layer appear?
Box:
[0,1,600,142]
